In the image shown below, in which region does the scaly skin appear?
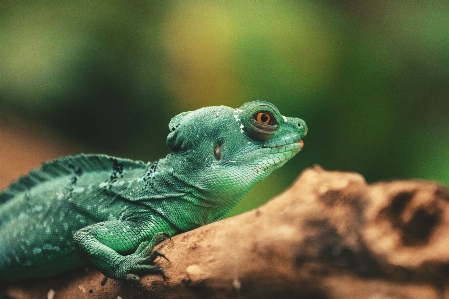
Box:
[0,101,307,282]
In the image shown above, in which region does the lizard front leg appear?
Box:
[73,220,175,280]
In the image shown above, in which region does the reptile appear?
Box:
[0,101,307,283]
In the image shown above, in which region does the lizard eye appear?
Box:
[254,112,277,126]
[238,101,281,142]
[247,111,278,141]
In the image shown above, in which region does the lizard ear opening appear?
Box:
[213,142,222,161]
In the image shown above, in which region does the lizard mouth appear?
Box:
[269,141,304,151]
[265,137,304,151]
[236,134,304,163]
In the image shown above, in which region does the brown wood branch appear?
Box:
[3,166,449,299]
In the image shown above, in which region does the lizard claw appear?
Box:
[146,250,169,262]
[101,276,109,286]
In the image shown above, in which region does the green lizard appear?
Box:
[0,101,307,283]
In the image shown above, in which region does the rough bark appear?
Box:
[2,166,449,299]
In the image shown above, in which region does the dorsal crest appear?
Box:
[0,154,145,204]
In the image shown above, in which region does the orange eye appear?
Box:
[256,112,271,124]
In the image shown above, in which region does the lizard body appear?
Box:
[0,101,307,282]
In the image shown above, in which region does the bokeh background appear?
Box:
[0,2,448,216]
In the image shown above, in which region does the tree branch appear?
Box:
[3,166,449,299]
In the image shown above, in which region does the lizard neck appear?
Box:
[142,155,247,228]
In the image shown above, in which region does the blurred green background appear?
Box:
[0,2,448,216]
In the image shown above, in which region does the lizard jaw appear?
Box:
[233,134,304,165]
[264,133,304,152]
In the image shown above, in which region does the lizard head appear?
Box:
[165,101,307,219]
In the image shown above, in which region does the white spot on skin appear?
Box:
[282,115,288,123]
[215,106,224,117]
[43,244,60,251]
[99,182,108,188]
[112,180,125,187]
[72,187,85,193]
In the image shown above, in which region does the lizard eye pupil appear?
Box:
[257,112,270,124]
[255,112,275,125]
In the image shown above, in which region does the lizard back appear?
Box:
[0,154,145,204]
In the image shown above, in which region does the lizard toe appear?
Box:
[146,250,169,262]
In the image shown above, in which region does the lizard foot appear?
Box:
[118,232,171,281]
